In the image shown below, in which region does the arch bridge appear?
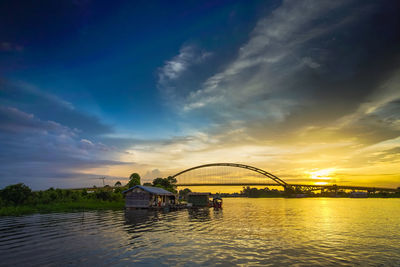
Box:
[171,163,398,193]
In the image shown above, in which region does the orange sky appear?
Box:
[95,133,400,189]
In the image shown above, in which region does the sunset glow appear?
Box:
[309,169,336,181]
[0,1,399,190]
[2,2,400,267]
[314,182,329,186]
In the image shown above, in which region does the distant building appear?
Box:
[187,192,211,207]
[122,185,176,209]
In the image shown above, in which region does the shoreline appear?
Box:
[0,200,125,216]
[2,196,400,217]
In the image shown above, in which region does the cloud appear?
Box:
[0,80,113,136]
[162,0,400,143]
[183,1,358,115]
[158,44,212,104]
[0,106,131,189]
[142,0,400,187]
[0,106,75,136]
[1,0,399,189]
[143,169,162,182]
[302,57,321,69]
[159,45,211,81]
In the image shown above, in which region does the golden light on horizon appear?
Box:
[314,181,329,185]
[307,169,336,185]
[308,169,335,180]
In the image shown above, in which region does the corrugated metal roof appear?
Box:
[122,185,174,195]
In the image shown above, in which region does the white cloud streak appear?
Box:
[141,0,400,187]
[183,0,352,116]
[158,44,211,83]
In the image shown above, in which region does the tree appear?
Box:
[241,186,282,198]
[179,188,191,201]
[152,176,177,193]
[94,189,112,201]
[0,183,32,205]
[127,173,141,188]
[143,182,152,186]
[115,181,122,187]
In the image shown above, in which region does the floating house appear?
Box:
[122,185,176,209]
[187,192,211,207]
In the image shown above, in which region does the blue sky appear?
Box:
[1,1,268,136]
[1,0,400,189]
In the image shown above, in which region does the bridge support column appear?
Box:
[283,185,294,196]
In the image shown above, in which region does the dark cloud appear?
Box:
[166,0,400,149]
[0,106,73,135]
[0,80,113,136]
[99,135,195,150]
[0,106,130,189]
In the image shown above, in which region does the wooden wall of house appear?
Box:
[125,189,150,208]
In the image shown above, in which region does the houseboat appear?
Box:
[187,192,211,207]
[122,185,176,209]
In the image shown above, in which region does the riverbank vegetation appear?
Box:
[0,173,182,216]
[2,176,398,216]
[240,186,400,198]
[241,187,283,198]
[0,183,125,216]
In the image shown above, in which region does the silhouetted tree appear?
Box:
[0,183,32,205]
[114,187,123,194]
[128,173,141,188]
[152,176,177,193]
[94,189,112,201]
[115,181,122,187]
[179,188,192,201]
[241,186,282,198]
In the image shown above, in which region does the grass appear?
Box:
[0,199,125,216]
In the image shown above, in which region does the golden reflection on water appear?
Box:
[1,198,400,266]
[153,198,400,266]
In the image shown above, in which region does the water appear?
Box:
[1,198,400,266]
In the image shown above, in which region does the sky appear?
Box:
[0,0,400,190]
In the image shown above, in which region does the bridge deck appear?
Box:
[177,183,398,192]
[172,163,398,192]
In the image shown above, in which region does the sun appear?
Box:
[307,168,336,185]
[314,181,329,185]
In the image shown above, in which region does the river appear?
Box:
[0,198,399,266]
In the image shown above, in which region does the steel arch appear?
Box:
[171,163,287,187]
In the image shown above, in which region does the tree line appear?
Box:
[0,173,191,207]
[241,186,283,198]
[0,183,123,207]
[127,173,179,193]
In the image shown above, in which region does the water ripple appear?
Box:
[1,198,400,266]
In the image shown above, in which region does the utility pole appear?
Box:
[99,177,105,186]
